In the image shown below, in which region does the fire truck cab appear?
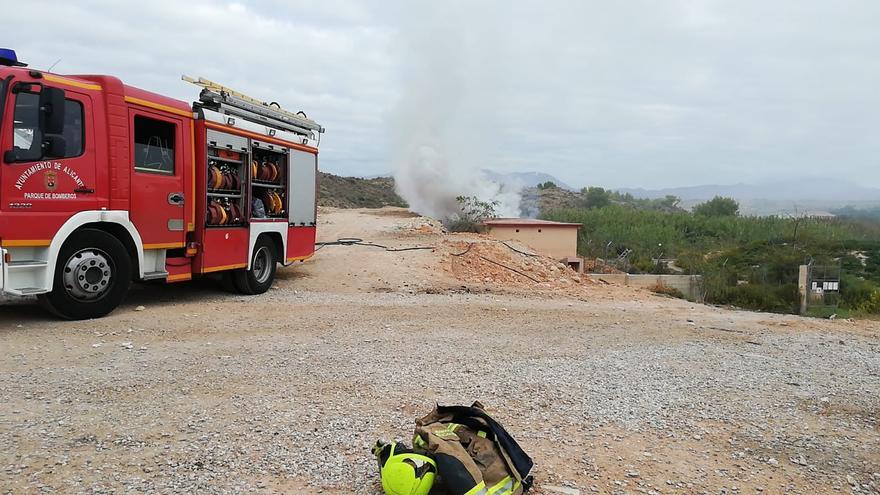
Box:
[0,49,323,319]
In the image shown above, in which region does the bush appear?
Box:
[583,187,611,209]
[649,282,685,299]
[446,196,498,233]
[693,196,740,217]
[840,275,876,310]
[711,283,800,313]
[858,290,880,313]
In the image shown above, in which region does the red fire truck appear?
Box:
[0,49,324,319]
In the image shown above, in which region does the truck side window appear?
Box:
[12,92,38,152]
[11,91,84,158]
[133,115,175,174]
[63,100,84,157]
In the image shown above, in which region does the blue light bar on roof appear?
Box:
[0,48,27,67]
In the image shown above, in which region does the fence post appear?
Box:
[798,265,809,315]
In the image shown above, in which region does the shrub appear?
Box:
[840,275,876,310]
[858,290,880,313]
[711,283,799,313]
[583,187,611,209]
[446,196,499,233]
[649,282,685,299]
[693,196,740,217]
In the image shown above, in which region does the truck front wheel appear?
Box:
[232,236,276,295]
[38,229,132,320]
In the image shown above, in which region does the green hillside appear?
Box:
[544,205,880,315]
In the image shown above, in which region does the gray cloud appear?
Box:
[7,0,879,189]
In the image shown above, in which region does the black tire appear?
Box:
[219,272,238,293]
[37,228,132,320]
[232,236,277,295]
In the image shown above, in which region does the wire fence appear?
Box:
[805,262,842,316]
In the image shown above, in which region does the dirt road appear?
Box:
[1,208,878,494]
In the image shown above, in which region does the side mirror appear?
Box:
[4,126,43,162]
[4,146,42,163]
[39,86,65,135]
[2,131,66,163]
[42,134,67,158]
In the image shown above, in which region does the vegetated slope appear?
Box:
[318,172,407,208]
[519,186,582,215]
[833,205,880,221]
[519,185,682,217]
[544,205,880,315]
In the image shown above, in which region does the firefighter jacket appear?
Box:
[413,402,534,495]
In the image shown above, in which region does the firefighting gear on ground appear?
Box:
[373,402,534,495]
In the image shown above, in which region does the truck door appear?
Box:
[1,82,97,213]
[128,110,187,249]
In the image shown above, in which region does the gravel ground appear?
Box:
[1,208,879,495]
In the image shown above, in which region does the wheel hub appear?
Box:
[253,246,271,284]
[62,249,113,301]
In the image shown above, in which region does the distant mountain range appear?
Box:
[617,178,880,202]
[617,178,880,216]
[354,170,880,216]
[489,173,880,215]
[480,170,575,191]
[364,170,574,191]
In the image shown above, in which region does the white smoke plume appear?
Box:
[387,5,521,220]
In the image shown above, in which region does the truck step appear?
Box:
[142,271,169,280]
[7,260,48,269]
[15,287,48,295]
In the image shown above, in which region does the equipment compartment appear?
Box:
[206,145,246,227]
[289,148,317,226]
[249,144,288,220]
[198,227,249,273]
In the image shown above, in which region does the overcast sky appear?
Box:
[7,0,879,189]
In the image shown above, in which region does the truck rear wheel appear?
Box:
[38,229,132,320]
[219,272,238,293]
[232,236,276,295]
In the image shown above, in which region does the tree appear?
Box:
[537,181,558,190]
[583,186,611,209]
[446,196,499,232]
[658,195,681,210]
[693,196,739,217]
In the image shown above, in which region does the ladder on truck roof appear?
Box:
[182,75,325,140]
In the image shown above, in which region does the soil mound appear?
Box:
[441,237,594,290]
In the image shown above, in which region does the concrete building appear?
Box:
[483,218,583,272]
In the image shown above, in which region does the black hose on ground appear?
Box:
[500,241,538,257]
[315,238,435,252]
[451,243,475,257]
[449,242,540,282]
[477,255,540,283]
[317,238,539,283]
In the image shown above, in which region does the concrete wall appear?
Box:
[487,226,578,259]
[592,273,703,301]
